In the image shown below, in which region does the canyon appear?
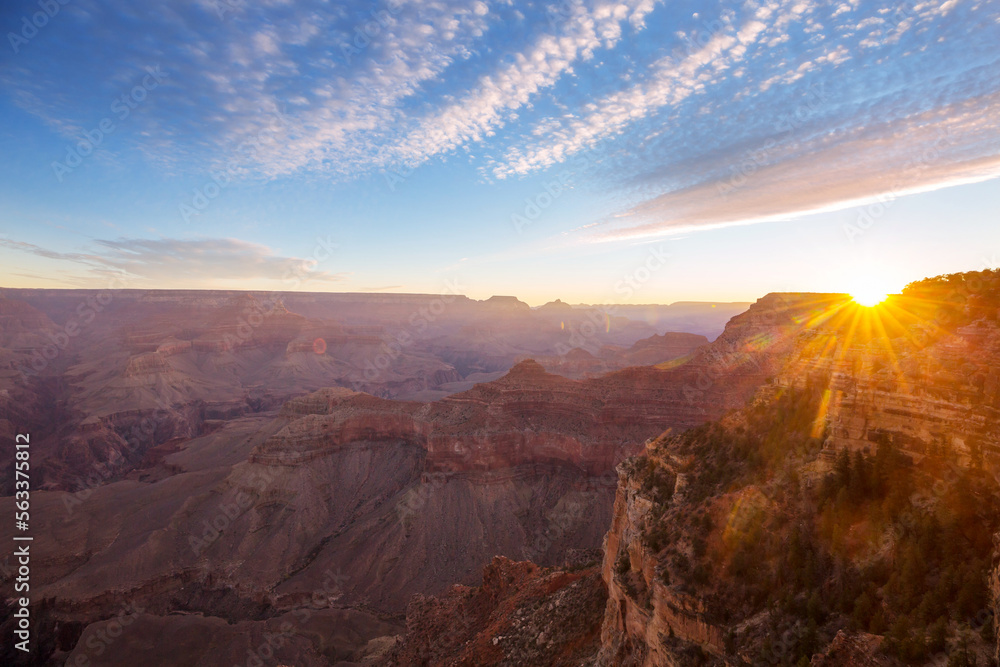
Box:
[385,273,1000,666]
[2,273,1000,665]
[0,288,750,665]
[0,289,740,495]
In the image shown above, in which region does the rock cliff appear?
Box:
[590,272,1000,666]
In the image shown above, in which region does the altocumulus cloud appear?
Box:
[0,0,659,178]
[569,0,1000,239]
[0,237,347,288]
[2,0,999,237]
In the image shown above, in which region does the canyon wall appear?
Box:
[596,457,726,666]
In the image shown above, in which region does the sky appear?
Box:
[0,0,998,305]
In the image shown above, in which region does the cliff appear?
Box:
[597,456,726,666]
[534,331,709,379]
[589,272,1000,666]
[592,381,999,665]
[247,356,757,477]
[757,291,1000,472]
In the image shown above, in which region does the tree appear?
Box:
[869,607,888,634]
[850,450,869,500]
[852,591,875,630]
[948,636,978,667]
[928,616,948,653]
[835,447,851,488]
[807,590,824,623]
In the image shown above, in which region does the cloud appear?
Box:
[482,0,1000,238]
[0,237,347,288]
[0,0,495,176]
[0,0,663,179]
[486,5,774,179]
[2,0,998,241]
[0,238,106,265]
[382,0,660,169]
[590,101,1000,241]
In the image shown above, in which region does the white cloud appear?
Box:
[0,237,348,287]
[381,0,660,169]
[589,89,1000,241]
[4,0,998,243]
[487,5,774,179]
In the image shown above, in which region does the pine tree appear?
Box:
[850,449,869,500]
[928,616,948,653]
[835,447,851,488]
[852,591,875,630]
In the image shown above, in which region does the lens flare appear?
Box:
[842,265,902,307]
[851,289,889,307]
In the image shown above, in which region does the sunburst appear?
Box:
[852,288,890,308]
[842,265,904,307]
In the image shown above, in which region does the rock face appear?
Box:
[0,357,733,664]
[388,556,607,666]
[810,631,889,666]
[0,288,863,665]
[249,361,707,475]
[0,287,765,666]
[753,293,1000,471]
[535,331,709,379]
[651,288,1000,474]
[122,352,171,378]
[294,294,858,665]
[624,332,710,365]
[596,459,726,666]
[586,274,1000,667]
[242,343,798,479]
[821,321,1000,466]
[0,289,740,494]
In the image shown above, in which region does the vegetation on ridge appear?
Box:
[631,384,1000,665]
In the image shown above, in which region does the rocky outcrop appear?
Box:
[749,296,1000,472]
[535,332,709,379]
[537,298,575,313]
[588,278,1000,667]
[624,332,709,364]
[388,556,607,666]
[596,459,725,666]
[820,322,1000,466]
[154,337,192,355]
[810,631,888,666]
[483,295,533,315]
[250,359,743,477]
[123,352,171,378]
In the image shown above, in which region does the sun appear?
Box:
[841,265,902,307]
[852,287,889,307]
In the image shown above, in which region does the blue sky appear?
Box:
[1,0,998,305]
